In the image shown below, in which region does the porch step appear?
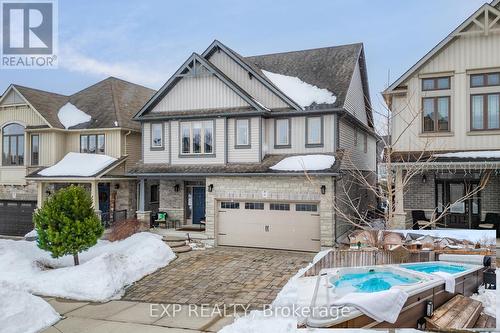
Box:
[162,235,192,254]
[171,245,192,254]
[167,240,188,248]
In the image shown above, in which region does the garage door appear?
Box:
[0,200,36,236]
[217,201,320,252]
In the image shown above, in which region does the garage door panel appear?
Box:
[0,200,36,236]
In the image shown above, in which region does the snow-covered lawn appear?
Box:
[471,285,496,318]
[0,232,175,301]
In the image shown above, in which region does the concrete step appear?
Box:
[166,240,187,248]
[163,235,187,242]
[171,245,192,254]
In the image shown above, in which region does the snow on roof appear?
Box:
[434,151,500,159]
[270,155,335,171]
[39,152,117,177]
[262,70,336,108]
[57,102,91,129]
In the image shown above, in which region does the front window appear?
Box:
[236,119,249,147]
[2,123,24,166]
[422,97,450,132]
[471,93,500,130]
[275,118,290,147]
[422,77,450,91]
[180,121,214,155]
[150,184,159,203]
[80,134,105,154]
[306,116,322,146]
[31,134,39,166]
[151,123,163,148]
[470,73,500,88]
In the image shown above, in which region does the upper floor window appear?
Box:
[422,97,450,132]
[471,93,500,130]
[470,73,500,88]
[181,121,213,155]
[151,123,164,149]
[275,118,290,148]
[235,119,250,147]
[80,134,105,154]
[31,134,39,166]
[422,77,450,91]
[306,116,323,146]
[2,123,24,166]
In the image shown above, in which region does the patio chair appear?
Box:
[478,213,500,238]
[411,210,431,230]
[155,211,168,228]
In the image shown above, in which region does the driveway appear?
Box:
[124,247,314,308]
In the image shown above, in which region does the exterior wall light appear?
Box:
[174,184,180,192]
[422,174,427,183]
[320,185,326,195]
[208,184,214,192]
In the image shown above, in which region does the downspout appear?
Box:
[124,130,132,156]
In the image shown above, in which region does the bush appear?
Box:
[34,185,104,265]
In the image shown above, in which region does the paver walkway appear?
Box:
[124,247,314,308]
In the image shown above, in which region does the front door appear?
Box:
[192,187,206,225]
[98,183,110,221]
[436,180,481,228]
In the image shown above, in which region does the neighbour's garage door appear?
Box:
[217,200,320,252]
[0,200,36,236]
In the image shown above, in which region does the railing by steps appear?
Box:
[101,209,128,229]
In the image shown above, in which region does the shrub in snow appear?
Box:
[34,185,103,266]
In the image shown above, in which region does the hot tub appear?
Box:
[401,262,469,275]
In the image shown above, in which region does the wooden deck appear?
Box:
[475,313,496,328]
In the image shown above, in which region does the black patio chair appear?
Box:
[411,210,430,230]
[478,213,500,238]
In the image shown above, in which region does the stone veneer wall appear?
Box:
[205,175,335,248]
[110,180,137,219]
[0,182,37,201]
[159,179,184,221]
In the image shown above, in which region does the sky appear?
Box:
[0,0,488,128]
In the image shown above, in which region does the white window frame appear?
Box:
[235,118,250,148]
[180,120,214,155]
[151,123,164,149]
[306,116,323,147]
[274,118,291,148]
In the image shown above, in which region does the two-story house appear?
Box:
[131,40,377,251]
[383,0,500,230]
[0,77,154,236]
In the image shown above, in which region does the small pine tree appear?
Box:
[34,185,104,265]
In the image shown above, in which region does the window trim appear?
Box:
[295,203,318,212]
[274,118,291,149]
[244,202,264,210]
[220,201,240,209]
[470,72,500,88]
[422,76,451,91]
[2,123,25,166]
[178,120,216,157]
[470,93,500,131]
[150,184,159,204]
[30,134,39,166]
[305,116,324,148]
[422,96,451,133]
[269,203,290,211]
[150,122,165,151]
[80,134,106,154]
[234,118,251,149]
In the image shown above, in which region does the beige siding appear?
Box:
[208,50,288,109]
[143,122,169,164]
[265,115,335,154]
[339,118,376,171]
[37,132,66,166]
[344,60,368,125]
[65,130,122,158]
[392,31,500,152]
[0,105,47,128]
[151,75,250,112]
[227,117,260,163]
[1,89,25,105]
[124,131,141,170]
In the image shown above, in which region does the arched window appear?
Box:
[2,123,24,166]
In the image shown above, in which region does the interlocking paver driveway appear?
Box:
[124,247,314,308]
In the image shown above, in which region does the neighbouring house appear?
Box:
[0,77,155,236]
[382,0,500,230]
[348,230,379,249]
[130,40,378,251]
[381,231,405,250]
[416,235,436,251]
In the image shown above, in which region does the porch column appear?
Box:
[136,179,150,231]
[138,178,145,211]
[36,182,45,208]
[90,180,100,212]
[393,167,406,228]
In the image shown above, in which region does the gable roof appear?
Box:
[384,2,500,93]
[3,77,155,130]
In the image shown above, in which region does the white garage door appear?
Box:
[217,201,321,252]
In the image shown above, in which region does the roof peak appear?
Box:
[246,42,363,58]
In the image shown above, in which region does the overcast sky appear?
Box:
[0,0,487,127]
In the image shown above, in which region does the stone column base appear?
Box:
[136,211,151,231]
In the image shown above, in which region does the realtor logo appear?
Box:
[1,0,58,68]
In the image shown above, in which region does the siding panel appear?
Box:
[344,60,368,125]
[143,122,169,164]
[227,117,260,163]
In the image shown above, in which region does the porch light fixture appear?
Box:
[114,184,120,190]
[422,174,427,183]
[45,190,51,196]
[320,185,326,195]
[208,184,214,192]
[174,184,180,192]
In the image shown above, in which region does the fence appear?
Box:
[303,250,435,277]
[101,210,128,228]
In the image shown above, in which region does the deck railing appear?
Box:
[101,210,128,228]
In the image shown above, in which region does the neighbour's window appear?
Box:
[151,123,163,148]
[306,116,322,146]
[422,97,450,132]
[236,119,250,147]
[270,203,290,211]
[296,204,318,212]
[180,121,214,155]
[31,134,39,166]
[422,77,450,91]
[2,123,24,166]
[150,184,159,203]
[245,202,264,210]
[221,201,239,209]
[471,93,500,130]
[470,73,500,88]
[275,118,290,147]
[80,134,105,154]
[363,133,368,153]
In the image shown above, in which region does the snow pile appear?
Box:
[219,311,297,333]
[57,102,91,129]
[0,232,175,301]
[0,285,60,333]
[471,285,496,318]
[262,70,336,108]
[270,155,335,171]
[39,152,117,177]
[434,151,500,159]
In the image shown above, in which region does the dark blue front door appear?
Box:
[98,183,110,216]
[192,187,206,224]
